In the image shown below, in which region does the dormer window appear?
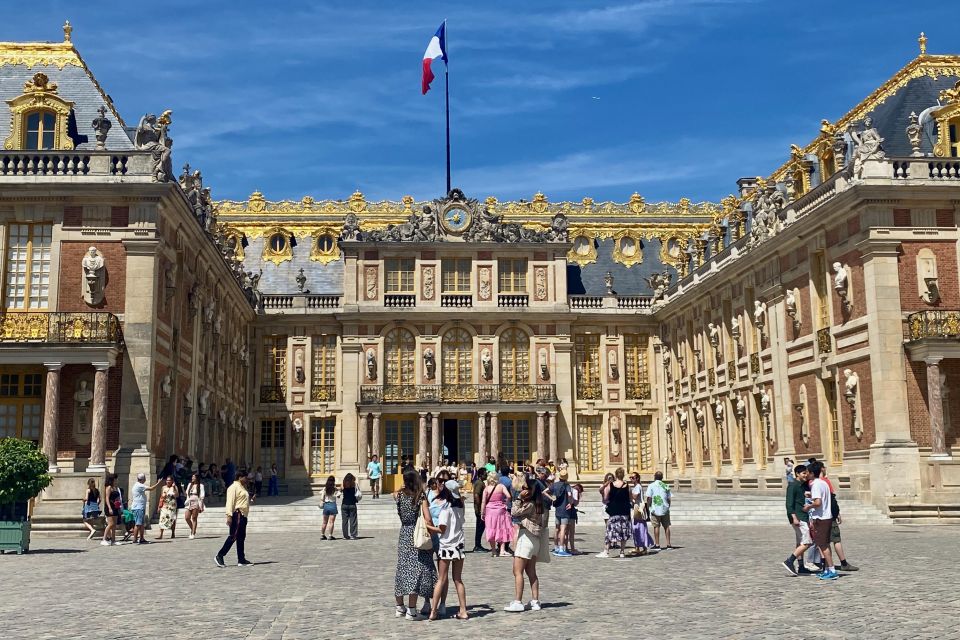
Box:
[25,110,56,150]
[262,227,294,266]
[309,228,340,264]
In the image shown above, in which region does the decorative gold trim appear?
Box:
[309,227,341,265]
[4,72,74,151]
[261,226,293,266]
[933,80,960,157]
[612,230,644,268]
[220,226,245,261]
[0,41,82,69]
[568,229,598,267]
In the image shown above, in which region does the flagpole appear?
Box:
[444,21,451,194]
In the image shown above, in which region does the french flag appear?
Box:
[421,22,447,95]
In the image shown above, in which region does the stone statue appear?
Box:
[735,396,746,420]
[134,111,174,182]
[604,271,615,295]
[366,348,377,381]
[708,322,720,349]
[91,105,111,151]
[294,349,305,384]
[539,347,549,380]
[785,288,798,324]
[645,270,672,302]
[906,111,922,156]
[239,342,248,364]
[759,389,771,416]
[677,410,688,431]
[293,417,304,454]
[204,298,216,326]
[81,246,105,306]
[694,405,706,430]
[713,400,724,423]
[543,212,569,242]
[610,415,622,457]
[198,388,210,416]
[849,116,885,180]
[213,310,223,335]
[662,411,672,433]
[833,262,851,311]
[481,349,493,381]
[754,300,767,330]
[423,348,436,380]
[844,369,859,397]
[244,270,264,312]
[296,268,307,293]
[730,316,741,343]
[340,213,362,241]
[74,380,93,434]
[160,373,172,398]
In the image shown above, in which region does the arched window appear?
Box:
[499,328,529,385]
[442,328,473,384]
[384,328,415,385]
[25,110,56,150]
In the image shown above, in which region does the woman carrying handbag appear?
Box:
[393,469,437,621]
[184,472,206,540]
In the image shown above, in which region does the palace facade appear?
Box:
[2,27,959,519]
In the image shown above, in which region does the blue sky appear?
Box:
[2,1,945,203]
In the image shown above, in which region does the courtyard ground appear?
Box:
[1,524,958,639]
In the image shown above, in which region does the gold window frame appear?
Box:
[4,73,74,151]
[612,230,644,268]
[567,230,598,267]
[499,327,530,385]
[262,227,294,266]
[310,227,341,264]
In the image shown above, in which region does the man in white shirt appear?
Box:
[366,455,382,499]
[803,461,837,581]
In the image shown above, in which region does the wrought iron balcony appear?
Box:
[625,382,651,400]
[259,385,285,403]
[0,311,122,345]
[907,310,960,341]
[359,383,558,405]
[576,382,602,400]
[816,327,833,353]
[310,384,337,402]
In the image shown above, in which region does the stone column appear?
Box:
[41,363,63,473]
[357,413,369,471]
[490,412,500,462]
[87,363,110,472]
[477,411,488,466]
[418,413,428,467]
[371,413,381,462]
[536,411,547,462]
[431,413,441,468]
[548,411,558,462]
[926,358,949,458]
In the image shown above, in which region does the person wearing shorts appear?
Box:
[782,464,815,576]
[645,472,672,550]
[367,455,382,499]
[804,461,838,581]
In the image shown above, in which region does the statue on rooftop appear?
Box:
[849,116,885,180]
[340,213,362,241]
[135,111,174,182]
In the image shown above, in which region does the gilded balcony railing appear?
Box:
[625,382,651,400]
[259,385,285,403]
[576,381,602,400]
[360,384,558,405]
[907,310,960,341]
[816,327,833,353]
[310,384,337,402]
[749,353,760,376]
[0,311,122,344]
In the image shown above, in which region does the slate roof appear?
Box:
[570,237,678,296]
[863,74,958,156]
[241,236,344,295]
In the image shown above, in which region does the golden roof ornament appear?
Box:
[679,197,691,214]
[918,32,927,56]
[23,72,57,93]
[63,20,73,43]
[629,192,645,214]
[247,190,266,213]
[582,197,594,210]
[485,195,498,210]
[348,189,366,213]
[530,192,548,213]
[401,195,414,211]
[938,80,960,105]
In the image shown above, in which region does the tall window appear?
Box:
[577,416,603,472]
[950,119,960,157]
[498,259,527,293]
[499,328,530,385]
[812,251,829,329]
[259,419,286,476]
[441,258,471,293]
[261,335,287,391]
[574,334,601,399]
[623,334,649,399]
[500,418,530,466]
[442,328,473,384]
[5,224,52,310]
[312,334,337,395]
[385,258,415,293]
[384,328,416,385]
[384,418,415,475]
[825,381,842,465]
[0,370,43,443]
[626,415,653,473]
[25,110,56,150]
[310,417,336,475]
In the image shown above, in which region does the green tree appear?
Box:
[0,438,52,505]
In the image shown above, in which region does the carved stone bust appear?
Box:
[81,246,105,306]
[366,348,377,381]
[423,348,436,380]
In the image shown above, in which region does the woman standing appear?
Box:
[599,468,631,558]
[505,477,550,612]
[340,473,362,540]
[428,480,469,621]
[81,478,101,541]
[598,472,615,532]
[183,472,206,540]
[253,467,264,498]
[481,472,513,557]
[102,474,122,546]
[268,463,280,496]
[156,476,180,540]
[629,472,653,555]
[393,470,437,621]
[320,475,341,540]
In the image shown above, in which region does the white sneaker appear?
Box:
[100,540,111,546]
[595,551,610,558]
[529,599,542,611]
[405,608,421,621]
[504,600,526,612]
[188,534,195,540]
[395,605,406,618]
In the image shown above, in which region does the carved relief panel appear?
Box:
[364,265,378,301]
[478,266,492,302]
[534,266,548,302]
[421,265,436,301]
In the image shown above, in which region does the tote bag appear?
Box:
[412,497,433,550]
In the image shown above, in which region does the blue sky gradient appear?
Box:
[2,1,946,202]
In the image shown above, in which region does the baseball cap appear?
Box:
[444,479,461,499]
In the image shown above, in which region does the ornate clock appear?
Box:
[441,205,472,234]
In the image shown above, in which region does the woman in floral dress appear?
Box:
[393,469,437,621]
[156,476,180,540]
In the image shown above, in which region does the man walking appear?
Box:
[215,469,253,568]
[472,468,489,553]
[366,455,382,499]
[130,473,163,545]
[782,464,815,576]
[804,461,837,580]
[645,471,672,550]
[550,470,574,557]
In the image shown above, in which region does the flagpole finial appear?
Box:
[63,20,73,42]
[919,31,927,55]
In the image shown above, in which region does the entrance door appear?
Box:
[442,419,458,464]
[440,418,473,465]
[259,418,286,477]
[383,418,415,492]
[0,370,43,445]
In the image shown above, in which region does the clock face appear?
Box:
[442,206,472,233]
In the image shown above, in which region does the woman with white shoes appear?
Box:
[183,472,206,539]
[505,477,550,613]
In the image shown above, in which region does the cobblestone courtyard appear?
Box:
[2,525,958,639]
